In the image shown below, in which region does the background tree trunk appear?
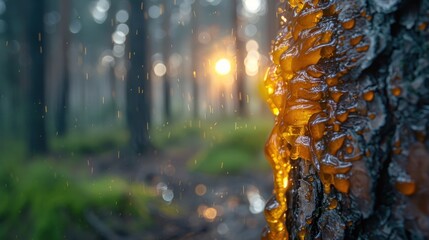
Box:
[56,0,71,136]
[126,0,152,153]
[25,0,47,155]
[3,1,23,137]
[162,0,172,123]
[266,1,278,54]
[264,1,429,239]
[233,0,246,117]
[191,1,200,119]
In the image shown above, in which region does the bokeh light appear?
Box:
[154,62,167,77]
[215,58,231,76]
[242,0,262,14]
[195,184,207,196]
[203,207,217,221]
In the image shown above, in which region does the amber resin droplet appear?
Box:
[395,180,416,196]
[350,35,363,46]
[356,45,370,52]
[329,198,338,210]
[342,19,355,29]
[418,22,427,31]
[363,91,374,101]
[392,87,402,96]
[298,228,306,240]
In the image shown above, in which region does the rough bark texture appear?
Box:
[263,1,429,239]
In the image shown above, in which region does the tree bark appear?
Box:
[126,0,152,153]
[263,1,429,239]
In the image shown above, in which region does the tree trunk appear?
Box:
[25,0,47,155]
[191,1,200,119]
[265,1,278,55]
[263,1,429,239]
[126,0,152,153]
[3,1,22,137]
[56,0,71,136]
[162,0,172,123]
[233,0,247,116]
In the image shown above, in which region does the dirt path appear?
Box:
[88,142,273,240]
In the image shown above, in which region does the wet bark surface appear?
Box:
[263,0,429,239]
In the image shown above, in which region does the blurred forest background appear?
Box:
[0,0,278,239]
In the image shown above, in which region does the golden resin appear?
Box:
[263,1,371,239]
[329,198,338,210]
[392,87,402,96]
[395,180,416,196]
[363,91,375,101]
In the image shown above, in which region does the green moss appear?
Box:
[0,149,158,239]
[189,119,272,175]
[151,121,202,148]
[191,148,253,174]
[50,128,129,155]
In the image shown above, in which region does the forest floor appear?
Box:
[86,140,274,240]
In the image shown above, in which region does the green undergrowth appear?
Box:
[0,142,170,239]
[151,120,203,148]
[50,128,129,156]
[187,118,272,175]
[94,118,273,176]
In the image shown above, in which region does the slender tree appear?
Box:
[3,0,22,137]
[232,0,246,116]
[24,0,48,154]
[162,0,172,122]
[56,0,71,136]
[266,0,278,54]
[191,1,200,119]
[126,0,152,153]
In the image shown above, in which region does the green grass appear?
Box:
[50,128,129,155]
[0,142,166,239]
[187,118,273,175]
